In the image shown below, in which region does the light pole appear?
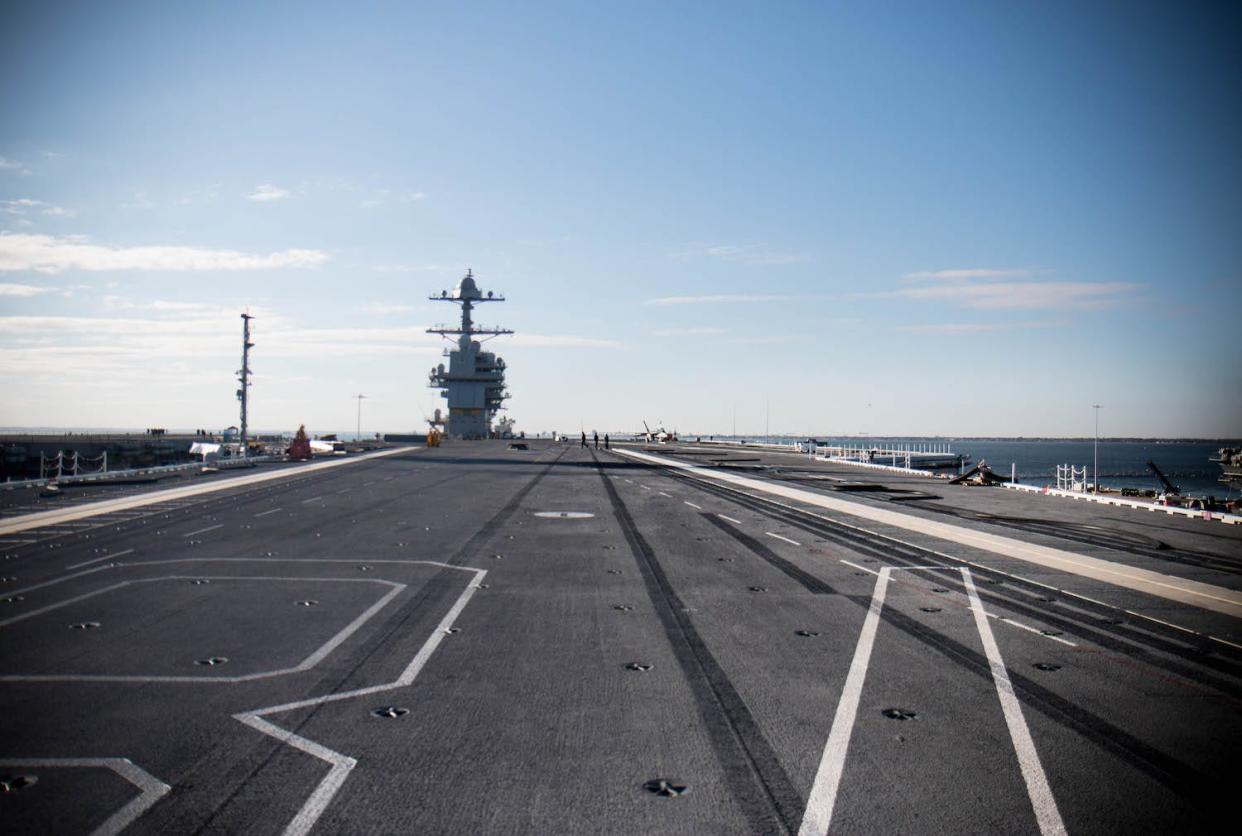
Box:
[1092,404,1101,493]
[355,394,367,440]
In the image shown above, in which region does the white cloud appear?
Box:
[1,198,73,217]
[246,184,291,202]
[645,294,801,306]
[0,233,330,273]
[0,282,54,297]
[894,281,1137,310]
[903,268,1030,281]
[652,327,726,337]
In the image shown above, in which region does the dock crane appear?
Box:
[1145,459,1181,497]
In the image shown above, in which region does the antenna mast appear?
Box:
[238,313,254,456]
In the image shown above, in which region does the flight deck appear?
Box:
[1,440,1239,834]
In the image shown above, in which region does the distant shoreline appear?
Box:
[2,428,1238,445]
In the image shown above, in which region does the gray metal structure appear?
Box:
[237,313,254,455]
[427,270,512,439]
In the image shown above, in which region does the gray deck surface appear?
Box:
[1,440,1238,834]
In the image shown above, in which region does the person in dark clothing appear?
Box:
[593,432,599,449]
[580,431,587,448]
[604,434,610,449]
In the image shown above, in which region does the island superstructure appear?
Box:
[427,270,513,439]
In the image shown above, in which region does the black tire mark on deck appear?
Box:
[594,452,803,835]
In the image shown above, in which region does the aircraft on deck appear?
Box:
[640,420,677,444]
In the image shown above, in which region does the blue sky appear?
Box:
[2,1,1239,437]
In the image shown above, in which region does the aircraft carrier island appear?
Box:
[1,434,1239,835]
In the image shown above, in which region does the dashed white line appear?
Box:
[658,491,673,498]
[639,484,651,491]
[717,514,742,525]
[301,496,324,504]
[67,548,134,569]
[254,508,283,518]
[684,501,702,510]
[184,523,223,537]
[336,488,352,494]
[765,532,802,547]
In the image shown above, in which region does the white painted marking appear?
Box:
[254,508,283,518]
[836,560,1076,647]
[67,549,134,569]
[624,479,633,484]
[683,501,702,510]
[0,577,405,682]
[963,568,1066,835]
[798,567,891,835]
[616,448,1242,617]
[658,491,673,498]
[1210,635,1242,651]
[0,447,410,537]
[0,757,170,836]
[765,531,802,547]
[301,496,324,504]
[639,484,651,490]
[336,488,352,494]
[234,566,486,835]
[184,523,223,537]
[717,514,742,525]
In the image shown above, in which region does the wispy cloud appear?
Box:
[0,233,330,274]
[0,156,30,175]
[246,183,291,202]
[646,294,803,306]
[357,302,419,315]
[0,282,55,297]
[2,198,75,218]
[509,334,622,349]
[652,326,726,337]
[675,243,807,265]
[897,320,1057,334]
[120,192,156,210]
[894,281,1137,310]
[902,268,1030,281]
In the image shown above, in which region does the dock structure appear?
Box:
[426,270,513,439]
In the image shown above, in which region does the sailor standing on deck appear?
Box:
[604,434,610,449]
[593,431,599,449]
[581,431,587,448]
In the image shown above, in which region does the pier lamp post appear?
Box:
[1092,404,1101,494]
[356,394,367,441]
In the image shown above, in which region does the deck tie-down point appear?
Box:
[643,779,688,797]
[882,708,918,721]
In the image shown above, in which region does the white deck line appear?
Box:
[67,548,134,569]
[0,447,412,537]
[0,757,170,836]
[616,448,1242,618]
[183,523,223,537]
[235,565,486,835]
[765,531,802,547]
[684,501,702,510]
[798,567,891,835]
[963,569,1067,835]
[254,507,283,518]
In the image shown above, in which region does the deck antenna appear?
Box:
[238,312,255,456]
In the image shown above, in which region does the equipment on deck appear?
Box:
[1145,459,1181,497]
